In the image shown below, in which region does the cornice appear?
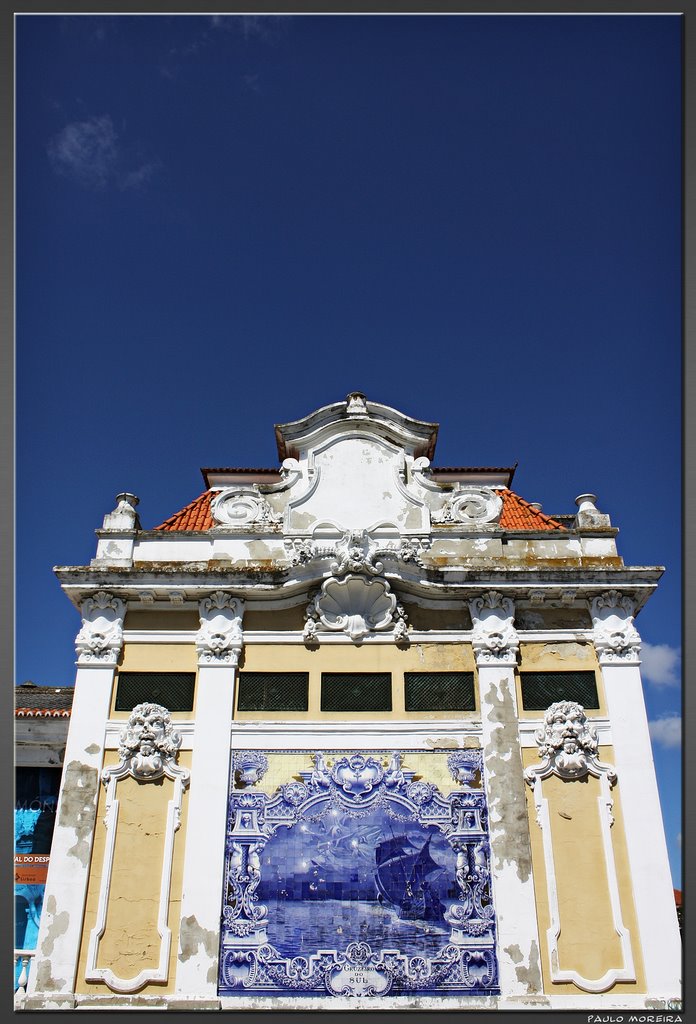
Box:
[55,565,662,621]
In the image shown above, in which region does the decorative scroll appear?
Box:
[210,488,282,528]
[218,749,498,998]
[85,705,190,993]
[432,487,502,526]
[524,703,634,992]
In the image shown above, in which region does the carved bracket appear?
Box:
[590,591,641,664]
[469,591,518,665]
[197,592,244,664]
[75,591,126,665]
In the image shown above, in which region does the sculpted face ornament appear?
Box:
[118,703,182,780]
[526,700,616,783]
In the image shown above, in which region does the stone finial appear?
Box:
[574,493,611,529]
[101,492,140,531]
[346,391,368,416]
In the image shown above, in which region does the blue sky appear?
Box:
[15,14,682,885]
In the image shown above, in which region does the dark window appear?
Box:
[114,671,196,712]
[404,672,476,712]
[320,673,392,712]
[237,672,309,712]
[520,671,600,711]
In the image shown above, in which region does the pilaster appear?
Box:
[470,592,543,996]
[591,592,681,999]
[26,591,125,1008]
[174,592,244,1001]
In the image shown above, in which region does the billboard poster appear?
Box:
[15,767,61,952]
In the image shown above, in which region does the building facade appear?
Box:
[15,683,73,1004]
[24,394,681,1010]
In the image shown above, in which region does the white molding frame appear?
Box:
[525,768,635,992]
[102,718,609,750]
[229,718,483,748]
[84,754,190,992]
[121,628,598,645]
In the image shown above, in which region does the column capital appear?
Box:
[469,590,518,666]
[590,590,641,665]
[75,590,126,666]
[196,592,244,666]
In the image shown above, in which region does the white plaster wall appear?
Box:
[601,661,681,998]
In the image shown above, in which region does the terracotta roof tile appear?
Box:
[499,489,565,531]
[155,492,214,531]
[155,488,565,533]
[15,708,72,718]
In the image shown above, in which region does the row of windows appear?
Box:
[237,672,477,712]
[114,670,600,713]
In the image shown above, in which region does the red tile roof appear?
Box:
[154,488,565,532]
[15,708,72,718]
[155,492,215,531]
[499,490,565,531]
[15,685,74,716]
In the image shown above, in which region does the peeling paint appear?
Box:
[178,914,218,965]
[505,943,523,964]
[40,895,71,959]
[538,641,590,661]
[85,743,100,755]
[426,736,464,749]
[36,894,71,991]
[483,680,533,883]
[513,940,542,992]
[58,761,99,865]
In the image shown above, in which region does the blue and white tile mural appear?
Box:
[218,749,499,998]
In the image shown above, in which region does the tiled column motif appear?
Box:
[591,591,681,999]
[469,592,543,998]
[26,592,125,1008]
[174,592,243,1004]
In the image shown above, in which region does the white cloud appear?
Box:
[48,116,159,192]
[120,161,159,191]
[641,642,681,687]
[649,714,682,749]
[48,115,118,189]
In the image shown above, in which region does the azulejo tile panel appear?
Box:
[218,749,499,998]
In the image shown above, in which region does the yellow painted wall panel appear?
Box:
[522,746,645,994]
[76,750,191,996]
[236,642,477,720]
